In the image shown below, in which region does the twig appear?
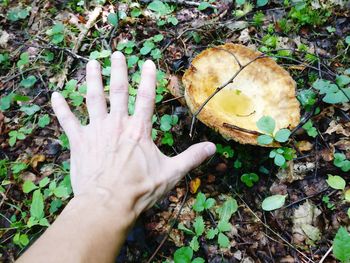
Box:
[280,188,328,210]
[56,6,102,90]
[34,38,89,62]
[319,246,332,263]
[162,95,185,104]
[223,123,263,136]
[146,176,190,263]
[1,67,40,82]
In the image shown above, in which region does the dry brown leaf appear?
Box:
[292,201,321,245]
[333,138,350,151]
[296,140,313,152]
[325,120,350,136]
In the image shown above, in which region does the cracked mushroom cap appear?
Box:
[182,43,300,145]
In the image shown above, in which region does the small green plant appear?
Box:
[147,0,178,26]
[193,192,215,213]
[256,116,291,145]
[160,114,178,131]
[8,127,32,147]
[302,120,317,138]
[298,89,317,111]
[333,153,350,172]
[252,12,265,27]
[326,174,346,190]
[117,41,136,55]
[7,6,29,22]
[322,195,335,210]
[107,13,118,27]
[173,246,204,263]
[269,147,294,167]
[333,227,350,262]
[178,216,205,251]
[61,79,85,107]
[20,75,37,88]
[38,114,51,128]
[46,23,65,44]
[17,52,30,68]
[240,173,259,187]
[312,78,350,104]
[216,144,234,158]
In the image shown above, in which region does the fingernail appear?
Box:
[143,60,156,69]
[87,59,100,69]
[112,51,124,59]
[52,92,59,99]
[205,143,216,156]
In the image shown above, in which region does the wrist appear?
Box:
[65,189,137,232]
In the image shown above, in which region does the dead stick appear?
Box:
[56,7,102,90]
[223,123,263,136]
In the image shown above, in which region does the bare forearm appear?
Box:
[18,195,135,263]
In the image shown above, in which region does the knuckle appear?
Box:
[87,92,104,103]
[110,83,128,94]
[137,90,154,101]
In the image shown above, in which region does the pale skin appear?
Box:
[18,51,216,263]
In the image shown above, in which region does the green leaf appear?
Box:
[38,114,50,128]
[326,175,346,190]
[346,36,350,45]
[127,55,139,68]
[274,129,291,143]
[257,134,273,145]
[20,75,37,88]
[217,220,232,232]
[174,246,193,263]
[148,0,172,15]
[216,197,238,221]
[218,232,230,248]
[198,2,211,11]
[160,114,178,131]
[178,223,195,235]
[257,116,275,135]
[151,48,162,59]
[274,153,286,166]
[257,0,268,7]
[20,104,41,115]
[23,181,38,193]
[192,257,205,263]
[333,227,350,262]
[39,177,50,188]
[236,0,246,5]
[189,236,200,252]
[53,186,68,198]
[193,216,205,236]
[52,34,64,44]
[240,173,259,187]
[107,13,118,27]
[140,41,155,55]
[336,75,350,87]
[161,132,174,146]
[193,192,206,212]
[99,50,111,58]
[261,194,287,211]
[153,34,164,42]
[206,228,218,239]
[167,16,178,25]
[204,198,215,209]
[30,189,44,220]
[17,52,29,68]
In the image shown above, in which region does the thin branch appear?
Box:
[319,246,333,263]
[223,123,263,136]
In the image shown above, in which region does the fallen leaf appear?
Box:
[333,139,350,151]
[0,30,9,48]
[30,154,46,168]
[190,177,201,194]
[296,140,313,152]
[292,201,321,245]
[325,120,350,136]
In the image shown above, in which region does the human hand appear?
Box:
[51,52,216,220]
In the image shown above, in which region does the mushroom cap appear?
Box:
[182,43,300,145]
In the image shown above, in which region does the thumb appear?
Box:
[171,142,216,175]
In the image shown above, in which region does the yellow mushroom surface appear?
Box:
[182,43,300,145]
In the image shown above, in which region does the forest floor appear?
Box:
[1,0,350,262]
